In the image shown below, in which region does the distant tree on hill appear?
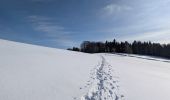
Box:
[67,47,80,51]
[69,39,170,59]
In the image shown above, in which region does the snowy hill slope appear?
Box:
[105,53,170,100]
[1,39,170,100]
[0,39,100,100]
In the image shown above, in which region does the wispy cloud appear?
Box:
[30,0,54,2]
[27,15,76,48]
[97,1,170,44]
[119,29,170,44]
[102,4,132,16]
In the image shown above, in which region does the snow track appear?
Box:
[79,56,124,100]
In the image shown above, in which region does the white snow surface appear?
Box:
[1,39,170,100]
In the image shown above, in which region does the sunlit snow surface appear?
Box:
[1,39,170,100]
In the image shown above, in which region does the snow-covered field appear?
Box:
[1,39,170,100]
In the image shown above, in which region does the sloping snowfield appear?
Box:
[1,39,170,100]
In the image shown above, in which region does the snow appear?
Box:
[105,53,170,100]
[0,39,170,100]
[0,39,99,100]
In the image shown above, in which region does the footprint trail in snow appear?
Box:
[75,55,124,100]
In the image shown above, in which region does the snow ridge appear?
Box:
[80,56,124,100]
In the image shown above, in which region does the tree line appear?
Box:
[68,39,170,59]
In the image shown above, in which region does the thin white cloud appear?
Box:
[28,15,69,37]
[27,15,75,47]
[27,15,50,22]
[102,4,132,16]
[30,0,54,2]
[119,29,170,44]
[97,0,170,44]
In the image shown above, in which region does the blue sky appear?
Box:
[1,0,170,48]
